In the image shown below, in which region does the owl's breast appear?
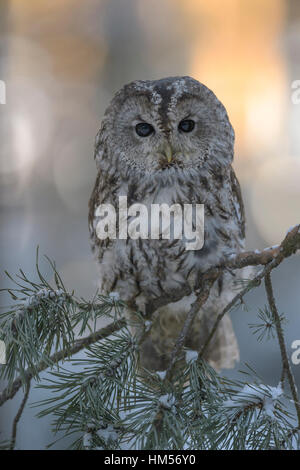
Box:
[92,169,244,306]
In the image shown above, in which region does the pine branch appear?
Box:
[0,224,299,449]
[199,224,300,358]
[220,224,300,269]
[139,224,300,448]
[264,273,300,427]
[164,275,218,383]
[9,379,30,450]
[0,318,126,407]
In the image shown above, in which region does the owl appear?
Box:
[89,76,245,372]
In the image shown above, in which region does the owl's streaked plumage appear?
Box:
[89,76,245,371]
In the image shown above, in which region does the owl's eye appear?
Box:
[178,119,195,133]
[135,122,155,137]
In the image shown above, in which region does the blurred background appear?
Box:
[0,0,299,449]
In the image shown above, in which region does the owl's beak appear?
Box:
[163,143,173,163]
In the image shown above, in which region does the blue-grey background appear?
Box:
[0,0,299,449]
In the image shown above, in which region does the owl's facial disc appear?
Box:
[126,111,198,173]
[110,79,234,178]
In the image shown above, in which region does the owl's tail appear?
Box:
[137,295,239,373]
[194,310,239,371]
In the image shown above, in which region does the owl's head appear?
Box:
[95,76,234,181]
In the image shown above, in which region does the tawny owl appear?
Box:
[89,76,245,372]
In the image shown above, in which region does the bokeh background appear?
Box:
[0,0,299,449]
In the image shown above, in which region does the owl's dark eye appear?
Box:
[178,119,195,133]
[135,122,155,137]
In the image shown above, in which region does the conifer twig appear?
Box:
[199,224,300,359]
[164,274,218,383]
[0,318,126,407]
[9,379,30,450]
[264,272,300,427]
[1,224,299,450]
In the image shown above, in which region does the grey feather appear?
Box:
[89,76,245,371]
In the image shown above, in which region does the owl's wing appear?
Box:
[89,170,108,259]
[88,122,116,261]
[230,166,246,241]
[88,170,101,238]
